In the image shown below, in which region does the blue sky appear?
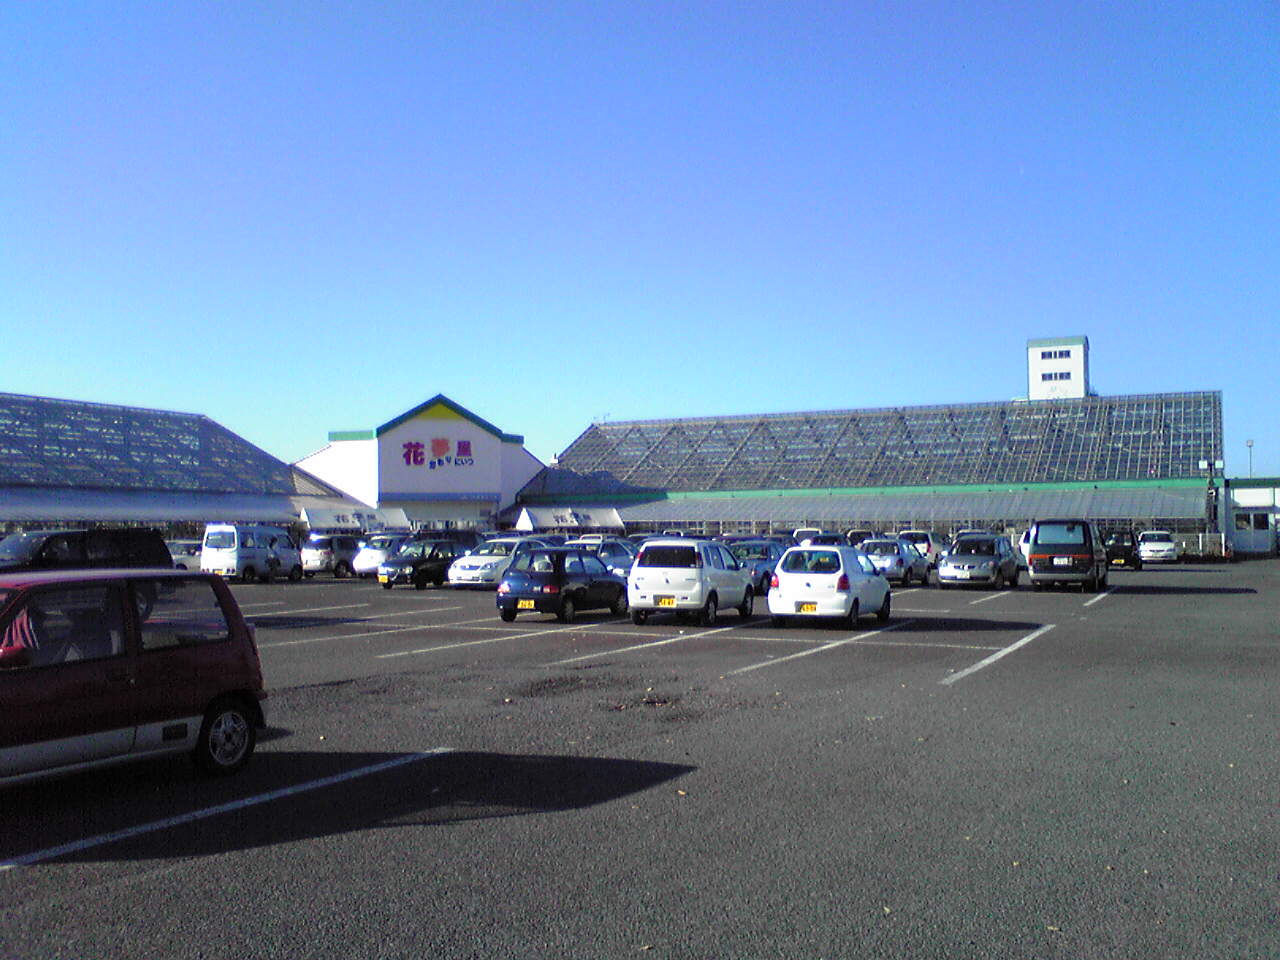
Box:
[4,2,1277,476]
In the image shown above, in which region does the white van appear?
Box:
[201,524,303,583]
[627,538,754,625]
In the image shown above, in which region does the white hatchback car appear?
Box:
[627,538,754,625]
[1137,530,1180,563]
[447,537,550,588]
[767,545,891,627]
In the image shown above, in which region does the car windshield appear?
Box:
[781,550,842,573]
[306,539,332,550]
[1140,532,1173,543]
[474,541,514,557]
[862,541,899,557]
[367,536,402,551]
[638,545,698,568]
[396,542,429,559]
[730,544,773,560]
[952,539,996,556]
[1033,523,1086,546]
[203,531,236,549]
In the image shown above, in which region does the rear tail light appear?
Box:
[542,583,560,594]
[770,573,780,589]
[496,582,510,593]
[837,573,850,591]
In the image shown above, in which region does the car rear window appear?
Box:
[638,546,698,568]
[135,578,231,651]
[781,549,842,573]
[900,532,927,544]
[1140,532,1173,543]
[1033,522,1087,546]
[510,551,560,573]
[204,531,236,549]
[862,541,899,557]
[305,538,332,550]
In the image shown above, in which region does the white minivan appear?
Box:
[627,538,754,625]
[201,524,303,583]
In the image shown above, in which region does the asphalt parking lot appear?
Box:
[2,561,1277,959]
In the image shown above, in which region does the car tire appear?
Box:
[843,599,860,629]
[737,587,754,618]
[500,608,517,622]
[558,596,576,624]
[901,570,912,588]
[434,575,446,587]
[289,565,303,582]
[611,590,628,616]
[414,579,427,590]
[700,595,718,627]
[241,566,257,584]
[382,582,393,590]
[1007,569,1019,588]
[304,571,315,579]
[631,609,648,625]
[876,592,891,622]
[192,698,256,776]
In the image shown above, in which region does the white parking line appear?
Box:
[379,622,591,658]
[729,620,914,676]
[968,592,1008,605]
[1083,588,1115,608]
[549,624,742,666]
[259,611,464,648]
[233,601,288,610]
[250,602,371,618]
[0,749,452,870]
[939,624,1056,686]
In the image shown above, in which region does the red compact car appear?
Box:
[0,568,267,788]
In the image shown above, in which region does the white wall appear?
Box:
[1027,338,1089,400]
[295,440,379,506]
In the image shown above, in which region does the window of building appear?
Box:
[1041,371,1073,381]
[1039,349,1072,360]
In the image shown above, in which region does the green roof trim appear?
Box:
[375,394,524,444]
[519,476,1212,506]
[327,430,376,441]
[1226,477,1280,489]
[1027,336,1088,348]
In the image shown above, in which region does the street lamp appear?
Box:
[1247,439,1254,478]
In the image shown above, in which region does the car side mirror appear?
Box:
[0,645,31,670]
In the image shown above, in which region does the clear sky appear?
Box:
[4,2,1277,477]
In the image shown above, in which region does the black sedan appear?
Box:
[377,539,466,589]
[1104,530,1143,570]
[496,547,628,623]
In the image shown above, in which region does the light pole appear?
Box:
[1247,439,1254,478]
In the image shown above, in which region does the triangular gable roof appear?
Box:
[375,394,524,444]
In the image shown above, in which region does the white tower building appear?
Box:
[1027,336,1090,400]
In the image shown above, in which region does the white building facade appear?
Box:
[296,395,543,529]
[1027,335,1090,400]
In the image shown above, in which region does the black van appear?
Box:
[1026,519,1108,592]
[0,529,173,573]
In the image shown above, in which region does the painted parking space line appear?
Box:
[233,601,288,610]
[250,602,371,618]
[894,607,954,614]
[729,621,915,676]
[379,622,593,659]
[549,625,742,666]
[968,592,1008,605]
[1083,588,1115,608]
[938,624,1056,686]
[259,611,464,648]
[0,749,453,871]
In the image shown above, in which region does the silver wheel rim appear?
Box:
[209,710,249,767]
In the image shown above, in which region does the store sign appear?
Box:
[402,438,475,470]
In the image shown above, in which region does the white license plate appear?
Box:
[1053,556,1073,567]
[952,570,970,580]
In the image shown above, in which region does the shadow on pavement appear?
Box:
[1,751,696,865]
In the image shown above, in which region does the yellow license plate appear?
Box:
[517,599,535,610]
[797,602,817,613]
[657,596,676,607]
[377,575,389,583]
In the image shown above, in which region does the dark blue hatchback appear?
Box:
[495,548,628,623]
